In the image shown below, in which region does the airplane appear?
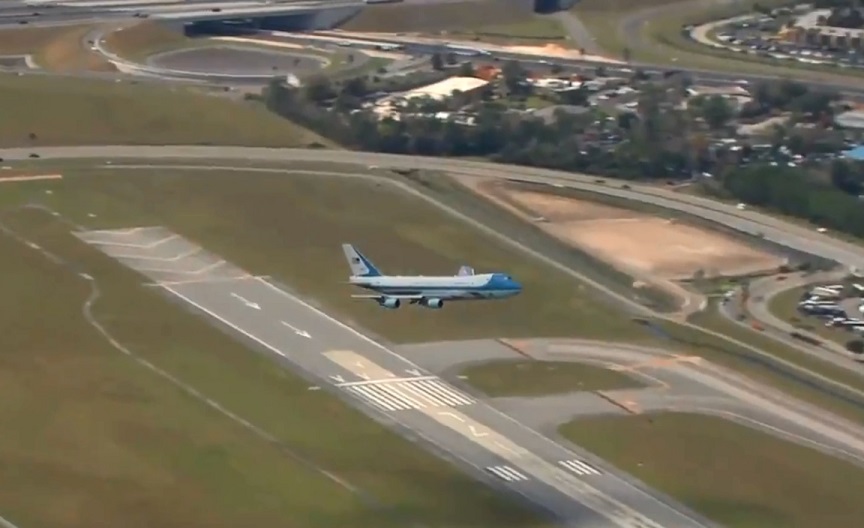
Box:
[342,243,522,309]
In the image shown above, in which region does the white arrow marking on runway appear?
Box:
[230,292,260,310]
[329,375,345,383]
[281,320,311,338]
[468,425,489,438]
[438,411,466,422]
[356,372,371,380]
[406,368,422,376]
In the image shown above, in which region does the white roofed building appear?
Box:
[373,76,490,119]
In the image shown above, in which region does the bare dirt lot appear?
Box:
[470,180,784,282]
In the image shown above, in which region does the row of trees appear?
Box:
[718,165,864,238]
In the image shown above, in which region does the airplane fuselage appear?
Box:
[350,273,521,301]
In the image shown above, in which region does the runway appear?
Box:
[72,225,713,528]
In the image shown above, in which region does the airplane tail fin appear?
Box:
[457,265,475,276]
[342,244,382,277]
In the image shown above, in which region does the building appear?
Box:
[781,8,864,50]
[398,76,490,102]
[373,76,491,119]
[836,109,864,129]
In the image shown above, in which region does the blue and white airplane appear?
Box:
[342,244,522,309]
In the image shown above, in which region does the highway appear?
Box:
[284,30,864,96]
[5,0,864,96]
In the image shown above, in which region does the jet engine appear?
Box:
[378,297,401,309]
[421,298,444,309]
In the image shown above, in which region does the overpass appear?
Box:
[10,0,366,30]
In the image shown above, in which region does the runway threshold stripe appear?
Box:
[344,378,475,411]
[559,459,601,475]
[486,465,528,481]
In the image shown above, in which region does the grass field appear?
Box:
[0,24,115,72]
[561,413,864,528]
[0,74,327,147]
[102,22,199,61]
[460,359,643,397]
[0,167,652,344]
[6,164,864,424]
[450,15,568,44]
[0,200,556,527]
[340,0,536,33]
[571,0,679,56]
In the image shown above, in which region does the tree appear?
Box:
[431,52,444,71]
[501,60,527,96]
[846,340,864,354]
[303,75,335,104]
[701,95,733,130]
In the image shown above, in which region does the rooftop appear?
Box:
[398,76,490,101]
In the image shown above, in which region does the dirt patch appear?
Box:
[476,180,783,281]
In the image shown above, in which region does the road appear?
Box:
[70,224,713,528]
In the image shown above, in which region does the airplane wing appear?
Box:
[457,265,475,276]
[351,294,424,299]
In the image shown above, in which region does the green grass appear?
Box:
[0,206,557,528]
[0,74,328,147]
[571,0,680,56]
[452,15,569,44]
[460,359,644,397]
[340,0,536,33]
[560,413,864,528]
[103,22,208,61]
[7,163,864,432]
[1,167,653,344]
